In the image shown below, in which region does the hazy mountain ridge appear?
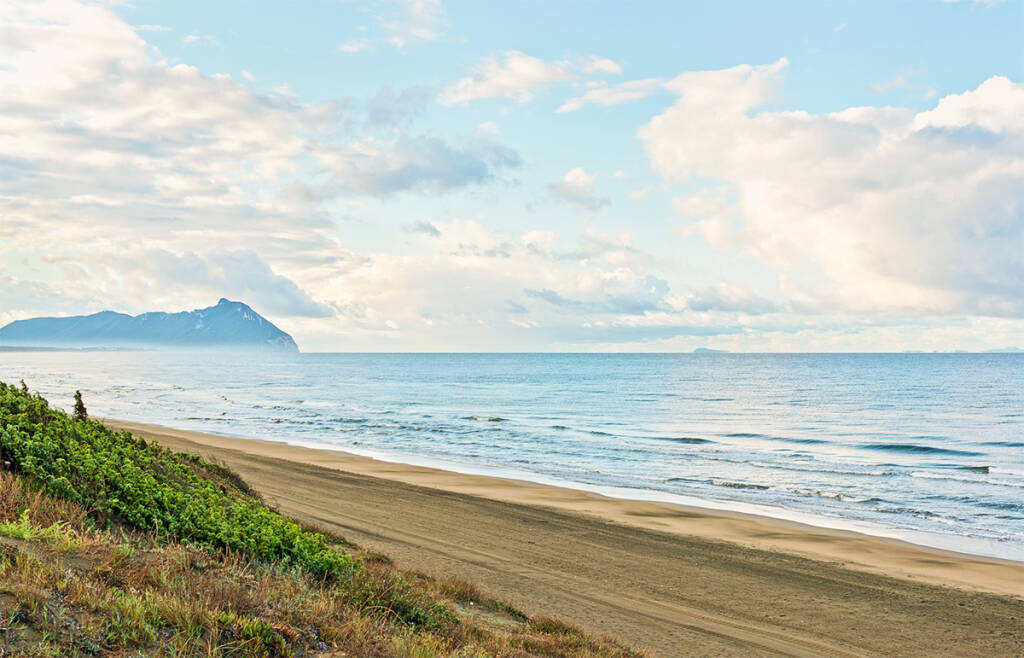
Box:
[0,299,298,351]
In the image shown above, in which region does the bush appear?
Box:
[73,390,87,420]
[0,382,356,579]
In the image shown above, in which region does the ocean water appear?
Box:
[1,351,1022,560]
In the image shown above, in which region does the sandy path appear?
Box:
[106,420,1024,657]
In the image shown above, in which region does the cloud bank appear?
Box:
[640,60,1024,318]
[1,0,1021,351]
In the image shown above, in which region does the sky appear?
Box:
[1,0,1022,352]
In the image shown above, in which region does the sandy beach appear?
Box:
[105,419,1024,657]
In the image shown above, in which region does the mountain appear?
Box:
[0,299,299,351]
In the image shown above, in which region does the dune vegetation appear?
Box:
[0,381,642,657]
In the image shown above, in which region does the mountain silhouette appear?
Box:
[0,299,298,351]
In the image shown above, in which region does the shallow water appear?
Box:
[2,351,1022,560]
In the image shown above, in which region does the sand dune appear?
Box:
[105,419,1024,657]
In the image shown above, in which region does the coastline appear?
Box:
[104,418,1023,598]
[102,418,1024,656]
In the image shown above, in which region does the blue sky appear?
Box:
[0,0,1022,351]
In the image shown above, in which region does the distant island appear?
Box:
[0,299,298,351]
[693,347,729,353]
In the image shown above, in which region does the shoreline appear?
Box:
[294,437,1020,562]
[103,417,1023,598]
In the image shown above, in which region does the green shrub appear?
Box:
[0,382,356,579]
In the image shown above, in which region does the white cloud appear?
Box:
[678,283,777,315]
[440,51,623,106]
[640,59,1024,317]
[672,188,731,219]
[240,70,255,81]
[0,248,333,322]
[182,33,218,46]
[521,230,558,253]
[383,0,445,47]
[136,24,170,32]
[3,1,1019,351]
[913,75,1024,133]
[339,38,372,53]
[440,51,574,104]
[869,70,936,96]
[285,219,678,350]
[581,55,622,75]
[0,0,521,329]
[0,271,83,325]
[338,0,445,54]
[88,250,333,318]
[557,77,665,112]
[869,73,911,93]
[548,167,610,211]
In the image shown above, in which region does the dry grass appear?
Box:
[0,471,645,657]
[0,472,90,530]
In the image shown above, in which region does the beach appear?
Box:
[105,419,1024,657]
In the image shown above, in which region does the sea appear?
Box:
[1,351,1022,561]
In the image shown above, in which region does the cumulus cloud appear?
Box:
[6,1,1019,351]
[557,77,665,112]
[640,59,1024,317]
[548,168,610,211]
[0,0,337,240]
[182,33,217,46]
[439,51,574,104]
[285,219,687,350]
[111,250,333,318]
[338,0,445,54]
[913,75,1024,132]
[440,51,622,105]
[0,0,682,348]
[672,187,732,219]
[339,38,372,53]
[581,55,622,75]
[0,0,525,334]
[0,249,331,322]
[0,0,516,225]
[383,0,446,47]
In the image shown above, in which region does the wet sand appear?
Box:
[105,419,1024,657]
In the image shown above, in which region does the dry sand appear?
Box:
[105,419,1024,657]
